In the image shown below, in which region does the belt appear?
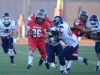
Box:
[1,35,12,38]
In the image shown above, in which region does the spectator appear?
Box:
[17,14,25,39]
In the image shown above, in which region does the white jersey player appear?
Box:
[0,13,17,66]
[50,16,88,75]
[85,15,100,71]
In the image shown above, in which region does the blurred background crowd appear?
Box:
[0,0,99,42]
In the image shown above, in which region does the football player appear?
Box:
[45,20,63,69]
[84,15,100,71]
[51,16,88,75]
[26,12,50,69]
[0,13,17,66]
[66,11,88,72]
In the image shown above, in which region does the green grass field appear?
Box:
[0,45,100,75]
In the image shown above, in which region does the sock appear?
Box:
[78,57,83,61]
[10,56,14,64]
[65,60,69,65]
[28,56,33,65]
[67,60,73,68]
[97,61,100,66]
[63,65,67,71]
[60,65,64,71]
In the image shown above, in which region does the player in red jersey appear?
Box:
[26,12,51,69]
[66,11,88,73]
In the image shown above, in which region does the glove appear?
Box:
[78,30,85,37]
[85,34,91,39]
[51,30,59,36]
[48,35,53,38]
[25,30,33,37]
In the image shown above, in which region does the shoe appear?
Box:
[83,57,88,65]
[50,63,57,69]
[45,62,50,69]
[38,58,44,66]
[66,68,70,73]
[59,70,64,75]
[59,70,68,75]
[14,50,17,54]
[95,66,100,71]
[26,64,32,69]
[63,71,68,75]
[54,61,58,66]
[11,63,15,66]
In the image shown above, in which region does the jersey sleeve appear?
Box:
[73,19,84,27]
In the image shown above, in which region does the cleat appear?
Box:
[95,66,100,71]
[38,58,44,66]
[14,50,17,54]
[63,71,68,75]
[66,68,70,73]
[59,70,68,75]
[50,63,57,69]
[59,70,64,75]
[45,62,50,69]
[54,61,58,66]
[11,63,15,66]
[26,64,32,69]
[83,57,88,65]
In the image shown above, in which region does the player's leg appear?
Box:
[38,42,50,69]
[45,43,55,66]
[54,43,63,68]
[95,42,100,71]
[58,45,78,75]
[8,37,15,66]
[1,37,9,54]
[26,37,36,69]
[66,50,78,73]
[45,42,56,68]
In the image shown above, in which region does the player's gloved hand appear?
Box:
[25,30,33,37]
[51,30,59,36]
[78,30,85,36]
[85,34,91,39]
[48,35,53,38]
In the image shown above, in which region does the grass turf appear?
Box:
[0,45,99,75]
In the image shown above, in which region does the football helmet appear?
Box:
[79,11,88,22]
[35,12,45,24]
[89,15,99,28]
[51,16,63,26]
[2,13,11,26]
[37,9,46,16]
